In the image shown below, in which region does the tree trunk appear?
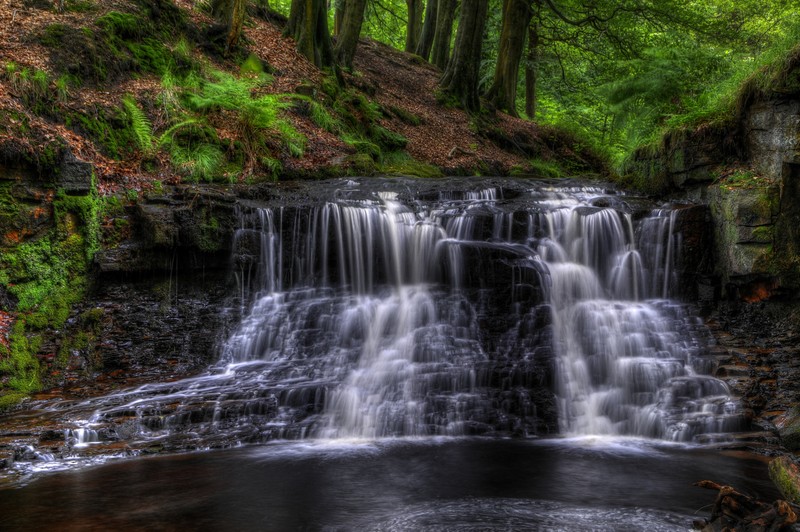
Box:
[225,0,247,54]
[334,0,367,68]
[415,0,437,60]
[440,0,489,112]
[211,0,247,55]
[287,0,336,68]
[524,20,539,120]
[334,0,345,36]
[485,0,532,117]
[405,0,425,53]
[430,0,458,70]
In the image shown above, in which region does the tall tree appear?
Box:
[416,0,438,59]
[405,0,425,53]
[440,0,489,111]
[286,0,336,68]
[335,0,368,68]
[524,20,539,119]
[485,0,534,116]
[211,0,248,54]
[430,0,458,69]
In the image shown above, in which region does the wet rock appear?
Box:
[707,182,779,290]
[745,99,800,180]
[775,407,800,451]
[57,151,94,195]
[769,455,800,505]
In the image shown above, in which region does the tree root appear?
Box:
[693,480,798,531]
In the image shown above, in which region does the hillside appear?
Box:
[0,0,605,194]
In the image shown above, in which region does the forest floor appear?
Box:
[0,0,606,194]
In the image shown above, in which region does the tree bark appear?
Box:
[334,0,345,36]
[225,0,247,54]
[405,0,425,53]
[415,0,438,60]
[334,0,367,68]
[440,0,489,111]
[524,20,539,119]
[211,0,247,55]
[430,0,458,70]
[485,0,532,117]
[287,0,336,68]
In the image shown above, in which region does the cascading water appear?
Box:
[56,179,744,450]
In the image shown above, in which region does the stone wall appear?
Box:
[629,92,800,299]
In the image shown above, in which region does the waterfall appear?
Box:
[69,180,743,449]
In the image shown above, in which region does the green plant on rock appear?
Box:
[0,322,42,396]
[122,94,154,153]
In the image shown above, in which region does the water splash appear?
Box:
[50,180,742,450]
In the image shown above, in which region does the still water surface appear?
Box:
[0,437,777,531]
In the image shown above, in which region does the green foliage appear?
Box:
[2,63,54,112]
[388,106,422,126]
[526,158,565,179]
[369,124,407,151]
[292,95,343,133]
[96,11,141,39]
[122,94,154,153]
[169,142,226,182]
[343,134,382,160]
[67,105,135,159]
[64,0,97,13]
[377,152,443,178]
[180,70,305,173]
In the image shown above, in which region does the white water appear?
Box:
[60,180,743,447]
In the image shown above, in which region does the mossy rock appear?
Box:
[769,455,800,505]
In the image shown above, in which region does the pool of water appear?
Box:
[0,437,778,531]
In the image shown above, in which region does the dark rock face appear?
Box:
[57,271,236,394]
[58,152,94,196]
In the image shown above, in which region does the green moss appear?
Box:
[197,211,222,252]
[0,391,29,411]
[0,178,100,399]
[769,456,800,504]
[96,11,141,39]
[64,0,97,12]
[0,322,42,394]
[751,225,774,241]
[377,152,442,178]
[40,23,72,48]
[369,125,407,151]
[527,158,566,179]
[388,106,422,126]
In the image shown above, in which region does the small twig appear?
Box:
[11,9,18,25]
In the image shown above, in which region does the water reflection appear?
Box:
[0,438,777,531]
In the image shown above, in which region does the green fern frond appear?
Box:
[122,94,153,152]
[157,118,205,147]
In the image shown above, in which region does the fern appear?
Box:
[122,95,153,153]
[185,70,305,171]
[170,142,224,182]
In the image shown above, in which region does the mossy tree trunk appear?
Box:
[405,0,425,53]
[211,0,248,55]
[287,0,336,68]
[524,19,539,119]
[334,0,345,35]
[334,0,367,68]
[415,0,437,60]
[440,0,489,111]
[485,0,533,117]
[430,0,458,70]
